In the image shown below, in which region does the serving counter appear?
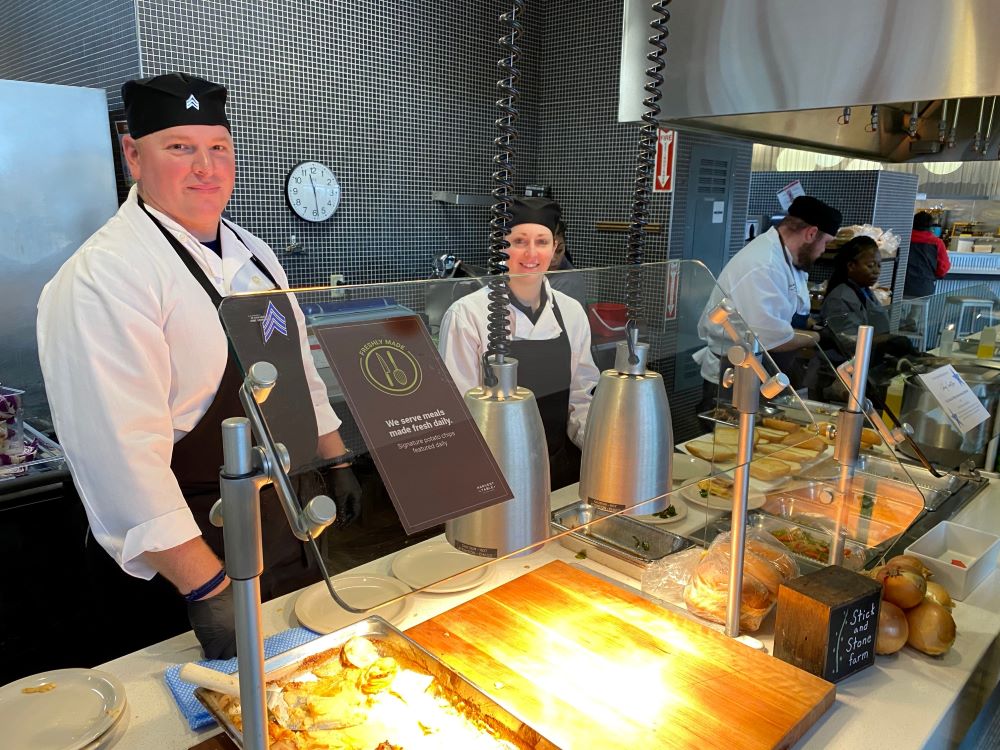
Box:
[94,481,1000,750]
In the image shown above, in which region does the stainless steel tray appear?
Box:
[551,501,693,579]
[194,615,558,750]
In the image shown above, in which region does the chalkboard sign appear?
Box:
[773,565,882,683]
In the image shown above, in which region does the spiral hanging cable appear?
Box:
[482,0,524,385]
[624,1,670,363]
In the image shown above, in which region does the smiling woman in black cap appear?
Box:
[37,73,360,660]
[438,197,600,490]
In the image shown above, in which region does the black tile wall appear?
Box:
[134,0,544,288]
[534,0,753,441]
[0,0,140,199]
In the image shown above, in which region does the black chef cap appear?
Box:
[509,197,562,236]
[122,72,231,139]
[788,196,842,237]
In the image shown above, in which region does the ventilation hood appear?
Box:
[620,0,1000,163]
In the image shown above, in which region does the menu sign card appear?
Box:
[917,364,990,434]
[313,315,512,533]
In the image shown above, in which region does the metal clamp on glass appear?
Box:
[708,302,792,637]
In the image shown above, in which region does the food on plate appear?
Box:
[769,526,857,565]
[713,425,759,447]
[749,456,793,482]
[754,443,821,463]
[683,531,796,632]
[685,440,736,463]
[755,426,789,442]
[924,581,954,611]
[905,600,956,656]
[875,567,927,609]
[214,636,524,750]
[696,476,734,500]
[779,431,826,452]
[875,600,908,655]
[761,417,800,433]
[21,682,56,694]
[654,504,678,519]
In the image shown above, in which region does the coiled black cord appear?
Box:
[483,0,524,385]
[624,0,670,362]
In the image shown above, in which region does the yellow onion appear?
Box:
[876,567,927,609]
[875,600,908,655]
[924,581,954,611]
[886,555,932,579]
[905,600,956,656]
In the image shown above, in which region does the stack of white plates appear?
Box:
[0,668,128,750]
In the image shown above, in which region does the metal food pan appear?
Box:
[195,615,559,750]
[551,501,693,579]
[761,491,899,547]
[749,512,869,571]
[857,453,964,496]
[766,481,923,538]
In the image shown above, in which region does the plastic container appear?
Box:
[906,521,1000,601]
[587,302,627,338]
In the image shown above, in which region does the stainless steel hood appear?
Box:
[620,0,1000,162]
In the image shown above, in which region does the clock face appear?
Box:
[286,161,340,222]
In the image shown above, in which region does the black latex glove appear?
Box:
[187,585,237,660]
[328,465,363,527]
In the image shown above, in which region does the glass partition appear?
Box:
[215,259,924,627]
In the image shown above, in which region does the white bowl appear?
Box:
[905,521,1000,601]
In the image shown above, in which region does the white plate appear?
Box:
[681,480,766,512]
[0,668,126,750]
[294,575,412,634]
[634,497,688,525]
[391,541,495,593]
[671,454,713,485]
[81,700,129,750]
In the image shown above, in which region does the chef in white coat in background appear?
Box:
[37,73,360,659]
[439,197,600,490]
[694,195,842,410]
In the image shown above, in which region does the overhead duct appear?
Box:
[620,0,1000,163]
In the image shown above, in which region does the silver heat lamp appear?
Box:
[579,330,673,516]
[445,357,550,558]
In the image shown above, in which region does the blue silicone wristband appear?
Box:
[183,568,227,603]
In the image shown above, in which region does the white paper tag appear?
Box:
[916,365,991,433]
[712,200,725,223]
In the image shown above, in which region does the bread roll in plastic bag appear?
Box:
[682,530,799,632]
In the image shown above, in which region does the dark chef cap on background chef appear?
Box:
[122,72,231,139]
[787,196,842,237]
[509,197,562,236]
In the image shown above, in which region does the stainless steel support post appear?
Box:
[831,326,873,566]
[726,340,762,638]
[219,417,269,750]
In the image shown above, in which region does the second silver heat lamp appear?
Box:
[579,330,673,516]
[445,358,550,558]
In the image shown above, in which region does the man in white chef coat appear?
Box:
[694,195,842,407]
[37,73,361,659]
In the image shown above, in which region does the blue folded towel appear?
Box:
[165,626,322,730]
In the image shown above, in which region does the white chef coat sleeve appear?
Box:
[563,300,599,449]
[37,249,201,579]
[438,299,483,396]
[288,292,341,435]
[727,265,796,350]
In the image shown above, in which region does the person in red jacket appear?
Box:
[904,211,950,298]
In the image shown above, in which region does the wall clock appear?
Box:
[286,161,340,222]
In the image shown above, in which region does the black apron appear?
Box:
[139,201,322,600]
[508,299,582,490]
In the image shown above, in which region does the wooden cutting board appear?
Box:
[407,561,834,750]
